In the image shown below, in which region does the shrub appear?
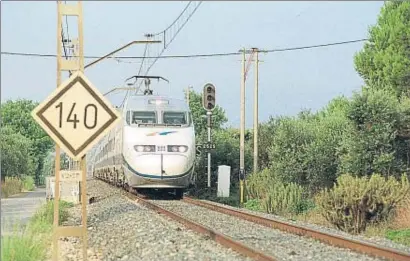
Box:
[247,168,305,215]
[22,176,35,191]
[1,177,23,198]
[316,173,410,234]
[30,200,74,226]
[244,199,262,211]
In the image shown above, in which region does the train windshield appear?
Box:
[163,111,187,125]
[126,111,157,125]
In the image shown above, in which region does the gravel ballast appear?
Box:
[49,179,253,261]
[194,198,410,254]
[153,200,388,261]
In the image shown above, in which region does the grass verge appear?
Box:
[1,176,36,198]
[1,200,74,261]
[386,229,410,246]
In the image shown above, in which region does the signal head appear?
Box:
[202,83,216,111]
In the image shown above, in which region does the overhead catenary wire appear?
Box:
[1,38,369,60]
[134,1,203,94]
[119,44,149,107]
[61,0,73,76]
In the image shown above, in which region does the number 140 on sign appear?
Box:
[55,102,98,130]
[31,71,121,160]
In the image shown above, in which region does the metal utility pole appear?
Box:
[54,2,86,261]
[253,48,259,174]
[207,110,212,188]
[240,48,246,205]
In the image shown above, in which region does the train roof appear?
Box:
[124,95,190,111]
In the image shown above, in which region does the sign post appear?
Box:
[32,70,121,261]
[31,2,121,261]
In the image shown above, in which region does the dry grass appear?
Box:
[1,176,36,198]
[296,193,410,239]
[294,207,331,227]
[391,195,410,229]
[363,193,410,246]
[1,177,23,198]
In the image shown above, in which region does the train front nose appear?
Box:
[132,154,189,178]
[162,155,189,177]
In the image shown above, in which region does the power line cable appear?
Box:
[152,2,193,37]
[1,38,369,60]
[135,1,203,93]
[61,1,72,76]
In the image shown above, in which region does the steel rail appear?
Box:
[124,193,277,261]
[183,197,410,261]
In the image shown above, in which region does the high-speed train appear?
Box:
[91,94,196,198]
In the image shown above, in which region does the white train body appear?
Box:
[91,95,196,194]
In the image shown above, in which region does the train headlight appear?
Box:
[178,146,187,153]
[167,145,188,153]
[134,145,155,152]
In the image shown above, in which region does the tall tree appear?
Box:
[0,99,53,183]
[0,126,35,179]
[354,1,410,97]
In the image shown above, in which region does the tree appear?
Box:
[354,1,410,97]
[268,96,351,193]
[257,116,286,170]
[0,99,54,183]
[186,90,254,194]
[0,126,35,179]
[187,90,228,136]
[338,88,410,178]
[192,128,253,193]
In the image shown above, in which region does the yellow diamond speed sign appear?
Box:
[31,71,121,160]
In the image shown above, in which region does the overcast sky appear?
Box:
[1,1,384,128]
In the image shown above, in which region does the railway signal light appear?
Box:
[203,83,216,111]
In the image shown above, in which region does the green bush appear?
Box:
[247,168,305,215]
[267,97,351,194]
[316,173,410,234]
[244,198,262,211]
[30,200,74,226]
[22,176,35,191]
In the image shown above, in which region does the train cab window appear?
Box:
[163,112,187,125]
[127,111,157,125]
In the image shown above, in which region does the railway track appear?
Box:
[127,193,276,261]
[89,176,409,261]
[122,189,410,261]
[182,197,410,261]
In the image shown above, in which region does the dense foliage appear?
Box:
[243,1,410,234]
[354,1,410,97]
[1,99,53,184]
